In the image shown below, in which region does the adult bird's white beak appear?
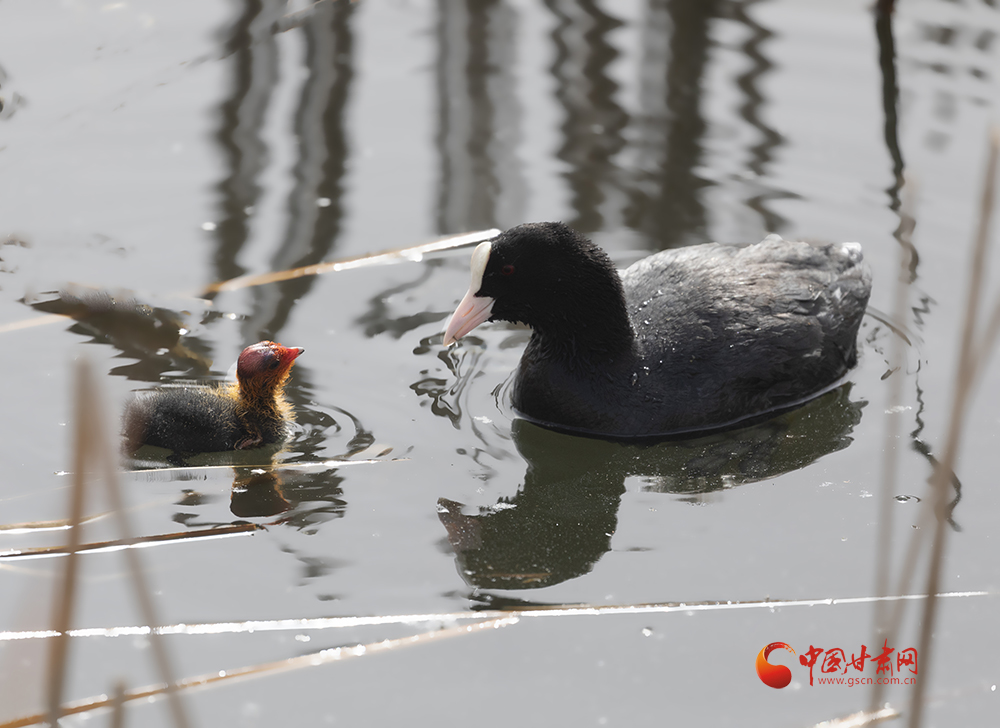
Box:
[443,289,495,345]
[443,240,495,346]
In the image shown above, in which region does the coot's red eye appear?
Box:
[501,264,515,276]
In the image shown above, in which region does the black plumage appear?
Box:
[444,222,871,437]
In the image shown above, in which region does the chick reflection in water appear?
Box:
[439,385,864,592]
[230,468,293,518]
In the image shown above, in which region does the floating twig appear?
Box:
[0,523,263,561]
[0,590,987,643]
[125,456,407,477]
[0,314,68,336]
[0,513,109,535]
[810,706,901,728]
[0,617,516,728]
[200,228,499,295]
[0,229,499,336]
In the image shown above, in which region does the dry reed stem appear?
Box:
[907,128,999,728]
[85,371,192,728]
[40,359,192,728]
[109,681,125,728]
[44,359,92,726]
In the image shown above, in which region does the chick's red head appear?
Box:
[236,340,305,383]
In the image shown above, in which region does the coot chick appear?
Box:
[443,222,871,438]
[123,341,304,454]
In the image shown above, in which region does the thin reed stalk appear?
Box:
[109,681,125,728]
[44,360,92,726]
[83,363,192,728]
[908,129,999,728]
[42,359,192,728]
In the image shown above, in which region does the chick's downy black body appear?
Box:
[123,341,304,454]
[444,222,872,438]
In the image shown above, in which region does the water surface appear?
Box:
[1,0,998,725]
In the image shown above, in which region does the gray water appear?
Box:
[1,0,998,725]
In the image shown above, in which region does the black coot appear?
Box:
[443,222,871,437]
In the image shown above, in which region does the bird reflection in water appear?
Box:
[29,284,214,381]
[230,467,292,518]
[439,384,865,592]
[165,457,350,526]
